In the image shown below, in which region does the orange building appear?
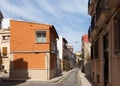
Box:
[10,20,58,80]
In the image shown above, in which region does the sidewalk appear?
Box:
[79,70,97,86]
[0,72,9,79]
[47,68,76,83]
[0,69,75,82]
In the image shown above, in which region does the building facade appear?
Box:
[88,0,120,86]
[57,36,74,72]
[10,20,58,80]
[66,44,75,69]
[0,19,11,73]
[81,34,91,77]
[0,10,3,71]
[0,10,3,29]
[75,51,83,68]
[0,29,10,73]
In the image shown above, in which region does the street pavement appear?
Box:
[79,70,97,86]
[0,68,96,86]
[56,68,81,86]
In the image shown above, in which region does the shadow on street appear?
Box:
[0,79,26,86]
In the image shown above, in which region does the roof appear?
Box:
[10,19,59,38]
[82,34,88,42]
[63,37,68,43]
[50,25,59,38]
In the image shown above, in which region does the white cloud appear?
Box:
[0,0,90,52]
[59,0,87,14]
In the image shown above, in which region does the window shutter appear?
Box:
[94,40,98,59]
[117,19,120,52]
[114,11,120,54]
[2,47,7,56]
[91,44,93,59]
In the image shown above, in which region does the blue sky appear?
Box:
[0,0,90,52]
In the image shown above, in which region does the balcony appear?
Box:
[88,15,96,41]
[109,0,120,9]
[88,0,110,42]
[88,27,91,39]
[88,0,94,15]
[96,0,109,22]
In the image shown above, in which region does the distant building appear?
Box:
[81,34,91,77]
[82,34,91,64]
[75,51,83,67]
[67,44,73,52]
[66,44,75,69]
[57,36,75,72]
[10,19,59,80]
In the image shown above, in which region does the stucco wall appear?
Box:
[10,20,50,52]
[10,69,48,80]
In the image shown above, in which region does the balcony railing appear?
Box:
[88,0,94,15]
[88,27,91,39]
[88,15,96,38]
[96,0,109,21]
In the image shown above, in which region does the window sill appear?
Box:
[1,55,8,58]
[35,42,49,44]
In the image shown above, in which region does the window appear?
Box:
[97,74,100,83]
[2,35,10,43]
[94,40,98,58]
[51,43,57,54]
[97,0,109,10]
[114,11,120,54]
[36,31,46,43]
[2,47,7,56]
[91,44,93,59]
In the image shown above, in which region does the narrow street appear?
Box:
[56,68,81,86]
[0,68,81,86]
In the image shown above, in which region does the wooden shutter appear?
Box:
[2,47,7,56]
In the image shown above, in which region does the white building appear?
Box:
[57,36,75,73]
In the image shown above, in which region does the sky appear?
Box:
[0,0,90,52]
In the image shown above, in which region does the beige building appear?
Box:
[81,34,91,77]
[88,0,120,86]
[75,51,83,67]
[0,29,10,73]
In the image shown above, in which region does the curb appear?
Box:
[78,70,82,86]
[54,68,76,83]
[79,70,97,86]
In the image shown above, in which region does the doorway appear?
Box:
[103,33,109,86]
